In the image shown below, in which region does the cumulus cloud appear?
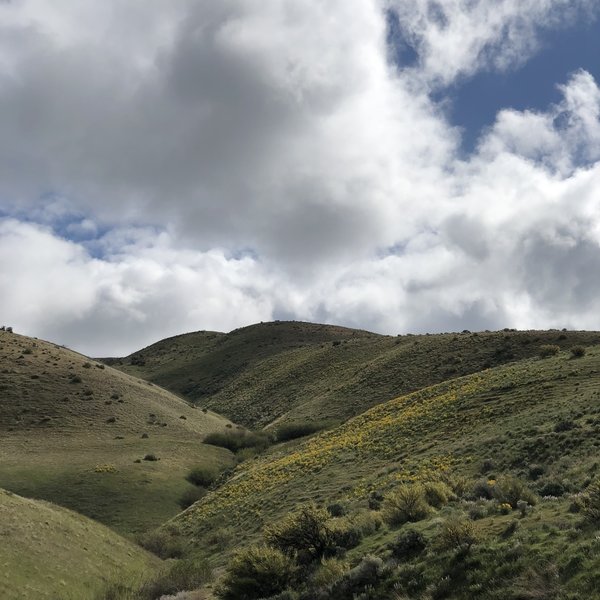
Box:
[1,0,600,354]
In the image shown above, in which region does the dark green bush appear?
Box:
[388,529,427,561]
[570,345,586,358]
[143,453,159,461]
[328,555,384,600]
[217,545,296,600]
[264,504,335,561]
[186,465,219,487]
[204,429,271,453]
[178,486,206,510]
[274,421,330,443]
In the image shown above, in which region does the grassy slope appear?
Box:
[0,488,160,600]
[168,345,600,563]
[108,321,600,428]
[0,330,236,535]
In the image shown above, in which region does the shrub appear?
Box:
[329,518,362,550]
[216,545,296,600]
[138,529,184,559]
[264,504,335,561]
[492,476,537,508]
[388,529,427,561]
[382,485,429,527]
[204,430,271,453]
[139,559,212,599]
[274,421,331,443]
[434,518,479,551]
[471,479,495,500]
[514,563,561,600]
[178,486,206,510]
[423,481,454,508]
[328,555,384,600]
[143,453,159,461]
[327,502,348,517]
[311,557,349,589]
[539,344,560,358]
[538,481,566,497]
[581,479,600,524]
[186,465,219,487]
[570,345,586,358]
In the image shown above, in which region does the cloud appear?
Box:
[1,0,600,354]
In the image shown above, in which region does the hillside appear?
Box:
[107,321,600,428]
[160,343,600,598]
[0,329,236,534]
[0,488,159,600]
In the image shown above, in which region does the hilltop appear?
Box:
[107,321,600,428]
[0,488,159,600]
[0,329,236,534]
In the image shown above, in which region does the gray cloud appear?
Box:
[1,0,600,354]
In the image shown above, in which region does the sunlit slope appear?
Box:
[168,345,600,556]
[109,321,600,427]
[0,330,235,534]
[0,488,159,600]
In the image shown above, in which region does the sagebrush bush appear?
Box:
[311,557,349,589]
[388,529,427,561]
[582,479,600,524]
[186,465,219,487]
[570,345,586,358]
[492,476,537,508]
[138,529,184,559]
[423,481,455,508]
[539,344,560,358]
[264,503,335,561]
[328,555,384,600]
[382,485,429,527]
[434,517,479,551]
[139,559,212,599]
[216,545,296,600]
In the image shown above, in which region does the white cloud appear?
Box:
[1,0,600,354]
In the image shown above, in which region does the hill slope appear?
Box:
[168,344,600,566]
[0,488,159,600]
[0,330,236,534]
[107,321,600,428]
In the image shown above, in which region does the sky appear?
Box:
[1,0,600,356]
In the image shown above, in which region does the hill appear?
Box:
[0,488,159,600]
[106,321,600,428]
[0,329,236,534]
[162,343,600,598]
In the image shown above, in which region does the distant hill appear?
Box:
[106,321,600,428]
[0,329,236,534]
[0,488,159,600]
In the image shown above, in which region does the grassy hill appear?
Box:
[0,488,160,600]
[0,330,236,534]
[107,321,600,429]
[160,343,600,598]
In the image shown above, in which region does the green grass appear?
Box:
[0,488,160,600]
[106,321,600,428]
[0,330,236,535]
[164,344,600,571]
